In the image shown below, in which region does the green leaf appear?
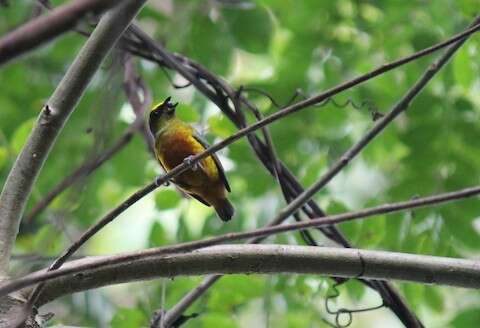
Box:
[345,279,365,302]
[176,103,200,123]
[155,189,181,210]
[25,225,65,256]
[97,180,124,207]
[185,12,233,74]
[401,283,425,310]
[453,96,475,113]
[299,153,327,186]
[0,147,8,171]
[207,275,265,311]
[222,5,273,53]
[10,117,36,154]
[424,287,444,313]
[453,46,475,89]
[443,216,480,249]
[357,214,386,248]
[148,221,169,247]
[198,312,238,328]
[284,311,313,328]
[328,200,359,242]
[208,115,237,138]
[110,308,147,328]
[450,308,480,328]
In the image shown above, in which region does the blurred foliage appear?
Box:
[1,0,480,327]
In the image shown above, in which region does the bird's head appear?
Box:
[149,96,178,134]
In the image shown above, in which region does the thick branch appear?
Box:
[0,0,121,65]
[24,55,151,224]
[0,0,146,277]
[22,245,480,305]
[21,1,148,308]
[1,184,479,298]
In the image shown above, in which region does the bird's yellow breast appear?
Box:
[154,121,220,187]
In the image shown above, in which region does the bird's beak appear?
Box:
[165,97,178,115]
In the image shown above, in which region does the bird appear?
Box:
[148,97,235,222]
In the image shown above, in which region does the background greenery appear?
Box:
[1,0,480,327]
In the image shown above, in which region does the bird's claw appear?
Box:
[183,155,198,171]
[155,175,170,187]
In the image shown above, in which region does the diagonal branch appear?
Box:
[17,4,148,311]
[2,183,480,299]
[125,20,480,121]
[262,13,480,242]
[23,54,152,224]
[0,0,146,278]
[0,0,121,65]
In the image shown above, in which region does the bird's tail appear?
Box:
[214,198,235,222]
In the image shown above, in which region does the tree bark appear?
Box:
[22,244,480,306]
[0,0,121,65]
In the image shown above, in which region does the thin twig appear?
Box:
[122,53,154,152]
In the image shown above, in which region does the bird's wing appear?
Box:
[192,133,231,192]
[187,193,211,206]
[154,144,187,188]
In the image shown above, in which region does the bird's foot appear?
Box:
[183,155,198,171]
[155,175,170,187]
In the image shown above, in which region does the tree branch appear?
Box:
[23,54,152,224]
[14,1,148,309]
[257,14,480,239]
[2,184,479,299]
[122,53,154,152]
[0,0,145,278]
[18,244,480,306]
[0,0,143,275]
[0,0,121,65]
